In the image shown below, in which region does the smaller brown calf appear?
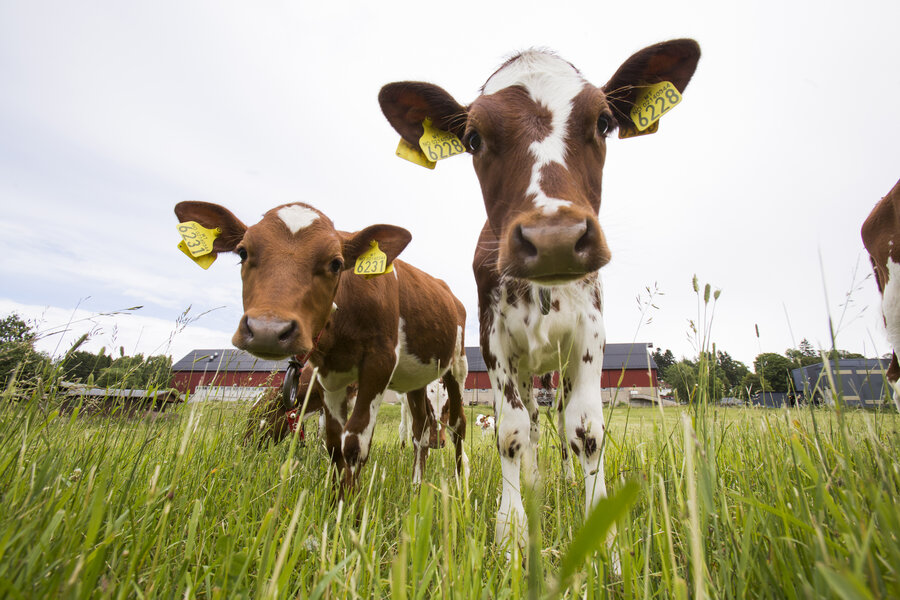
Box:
[243,363,354,447]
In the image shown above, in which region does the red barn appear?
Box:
[171,349,288,399]
[172,342,659,405]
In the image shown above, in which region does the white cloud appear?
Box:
[0,299,233,360]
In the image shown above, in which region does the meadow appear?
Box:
[1,377,898,600]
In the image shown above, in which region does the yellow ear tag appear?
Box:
[177,221,220,257]
[354,241,394,279]
[396,138,436,169]
[618,120,659,139]
[418,118,466,162]
[177,240,217,269]
[629,81,682,132]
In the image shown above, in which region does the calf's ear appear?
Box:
[342,225,412,268]
[602,39,701,131]
[174,201,247,253]
[379,82,468,146]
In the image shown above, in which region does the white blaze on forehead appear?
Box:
[484,51,586,215]
[277,205,320,234]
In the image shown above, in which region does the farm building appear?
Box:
[465,342,659,405]
[171,342,659,405]
[171,349,288,401]
[791,358,892,408]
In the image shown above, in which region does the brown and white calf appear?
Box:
[862,178,900,410]
[380,40,700,549]
[174,201,469,487]
[399,381,449,449]
[243,363,355,447]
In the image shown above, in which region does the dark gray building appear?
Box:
[791,359,892,408]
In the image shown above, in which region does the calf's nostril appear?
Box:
[278,320,297,343]
[574,219,594,255]
[514,225,538,259]
[241,315,254,339]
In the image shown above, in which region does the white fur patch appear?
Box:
[277,205,319,234]
[389,318,444,392]
[882,258,900,355]
[483,51,585,215]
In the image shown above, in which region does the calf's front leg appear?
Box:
[340,355,394,489]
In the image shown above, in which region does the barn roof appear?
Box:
[463,342,656,373]
[172,348,287,373]
[173,342,657,375]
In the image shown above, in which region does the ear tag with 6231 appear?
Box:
[354,241,394,279]
[628,81,682,133]
[176,221,220,270]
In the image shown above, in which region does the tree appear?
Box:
[0,313,47,386]
[740,372,764,397]
[753,353,795,392]
[664,361,696,404]
[716,351,750,394]
[786,339,866,367]
[60,349,112,383]
[652,348,676,373]
[95,354,173,389]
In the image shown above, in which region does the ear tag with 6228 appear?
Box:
[354,241,394,279]
[176,221,220,270]
[418,118,465,162]
[396,138,436,169]
[629,81,682,133]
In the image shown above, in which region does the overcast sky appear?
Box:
[2,0,898,369]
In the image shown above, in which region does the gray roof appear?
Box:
[464,342,656,373]
[172,348,288,373]
[174,342,657,375]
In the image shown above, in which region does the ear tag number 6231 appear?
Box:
[176,221,220,270]
[354,241,394,279]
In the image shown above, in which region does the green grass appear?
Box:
[1,380,899,598]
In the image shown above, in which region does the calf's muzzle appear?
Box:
[503,213,609,282]
[233,314,301,358]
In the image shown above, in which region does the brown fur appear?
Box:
[862,179,900,382]
[175,201,468,489]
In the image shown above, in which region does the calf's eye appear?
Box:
[329,258,343,273]
[597,115,611,136]
[237,248,248,262]
[464,131,482,153]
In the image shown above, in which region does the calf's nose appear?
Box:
[235,314,300,356]
[508,218,605,280]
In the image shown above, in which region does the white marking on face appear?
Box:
[277,205,320,234]
[484,51,585,215]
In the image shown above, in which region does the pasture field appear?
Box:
[1,384,899,599]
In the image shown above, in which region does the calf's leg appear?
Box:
[493,367,532,552]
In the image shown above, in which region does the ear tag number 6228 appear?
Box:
[630,81,682,132]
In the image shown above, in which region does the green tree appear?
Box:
[0,313,47,386]
[664,361,697,404]
[95,353,173,389]
[753,353,795,392]
[60,349,112,383]
[652,348,676,373]
[740,372,764,397]
[716,351,750,394]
